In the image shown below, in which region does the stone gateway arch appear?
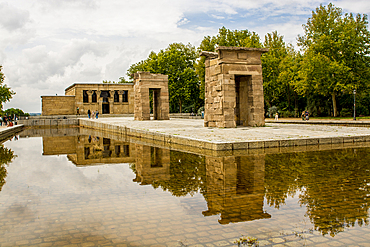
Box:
[200,46,268,128]
[133,72,170,121]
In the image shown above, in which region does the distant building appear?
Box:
[41,82,134,116]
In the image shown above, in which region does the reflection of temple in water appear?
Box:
[19,128,136,166]
[67,135,135,166]
[19,127,270,224]
[203,155,270,224]
[133,145,170,185]
[132,144,271,224]
[16,127,370,234]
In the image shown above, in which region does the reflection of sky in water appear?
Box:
[1,135,370,246]
[3,137,205,210]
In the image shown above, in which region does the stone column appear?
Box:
[96,90,102,113]
[119,90,124,103]
[87,90,93,104]
[109,90,115,114]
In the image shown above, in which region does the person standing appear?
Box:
[87,109,91,119]
[76,107,80,115]
[275,112,279,121]
[96,110,99,119]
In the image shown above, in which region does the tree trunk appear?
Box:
[179,99,182,113]
[332,93,337,117]
[287,84,291,111]
[294,92,298,118]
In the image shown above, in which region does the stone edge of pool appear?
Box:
[0,125,25,143]
[78,119,370,151]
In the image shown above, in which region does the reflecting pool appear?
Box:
[0,128,370,246]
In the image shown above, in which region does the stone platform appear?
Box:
[79,117,370,151]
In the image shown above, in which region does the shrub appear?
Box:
[267,106,278,118]
[340,108,352,117]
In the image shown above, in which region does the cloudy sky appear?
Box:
[1,0,369,113]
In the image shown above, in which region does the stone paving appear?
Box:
[81,117,370,150]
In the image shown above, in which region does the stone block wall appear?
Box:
[41,96,76,116]
[65,83,134,115]
[201,47,268,127]
[133,72,170,121]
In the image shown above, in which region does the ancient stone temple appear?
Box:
[133,72,170,121]
[41,83,134,116]
[200,46,268,128]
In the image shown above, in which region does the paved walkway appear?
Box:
[91,117,370,143]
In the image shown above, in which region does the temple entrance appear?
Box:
[133,72,170,121]
[100,90,110,114]
[235,75,250,126]
[102,103,109,114]
[150,88,161,120]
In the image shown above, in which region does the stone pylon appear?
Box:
[200,46,268,127]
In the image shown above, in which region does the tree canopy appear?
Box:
[0,145,15,192]
[127,43,200,113]
[297,3,370,116]
[3,108,29,117]
[102,76,132,84]
[0,66,15,110]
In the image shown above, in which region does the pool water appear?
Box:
[0,128,370,246]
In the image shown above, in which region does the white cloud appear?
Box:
[0,2,31,32]
[178,18,190,26]
[211,14,225,20]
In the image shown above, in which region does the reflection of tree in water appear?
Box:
[151,151,206,197]
[265,148,370,236]
[0,145,15,191]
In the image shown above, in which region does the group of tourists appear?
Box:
[274,111,310,121]
[76,107,99,119]
[0,115,17,127]
[302,110,310,121]
[87,109,99,119]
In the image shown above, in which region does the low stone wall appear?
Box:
[170,113,202,119]
[18,118,78,127]
[79,119,224,150]
[79,118,370,151]
[19,127,80,137]
[266,120,370,127]
[0,125,25,143]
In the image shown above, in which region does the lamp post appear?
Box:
[353,89,356,121]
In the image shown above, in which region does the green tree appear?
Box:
[4,108,29,117]
[278,45,303,116]
[151,150,206,197]
[102,76,132,84]
[0,145,15,192]
[265,148,370,236]
[0,66,15,109]
[297,3,370,116]
[127,43,200,113]
[261,31,289,110]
